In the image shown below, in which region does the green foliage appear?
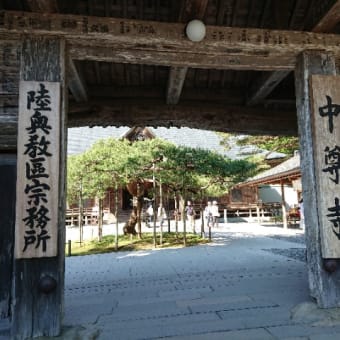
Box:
[67,137,257,204]
[237,135,299,156]
[218,132,299,156]
[243,154,271,176]
[67,153,88,205]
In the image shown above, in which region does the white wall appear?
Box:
[258,185,298,208]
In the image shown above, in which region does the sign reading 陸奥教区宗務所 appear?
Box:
[15,81,60,259]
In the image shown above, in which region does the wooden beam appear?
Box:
[2,11,340,71]
[166,0,208,105]
[0,103,296,149]
[67,99,297,136]
[247,0,340,105]
[69,45,296,71]
[0,85,246,150]
[87,85,244,103]
[67,58,88,102]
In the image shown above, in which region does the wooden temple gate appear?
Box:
[1,0,340,338]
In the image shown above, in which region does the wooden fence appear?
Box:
[65,208,110,226]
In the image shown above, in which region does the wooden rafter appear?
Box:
[24,0,58,13]
[246,70,290,106]
[311,0,340,33]
[246,0,340,106]
[178,0,209,20]
[67,58,88,102]
[166,0,208,105]
[166,66,188,104]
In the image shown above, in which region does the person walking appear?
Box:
[211,200,220,228]
[146,204,154,227]
[299,197,304,230]
[185,201,196,233]
[204,201,213,228]
[157,203,167,227]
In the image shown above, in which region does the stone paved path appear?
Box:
[60,224,340,339]
[2,223,340,339]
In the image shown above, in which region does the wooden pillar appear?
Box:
[0,154,16,319]
[295,51,340,308]
[281,181,288,229]
[11,36,67,338]
[256,206,260,224]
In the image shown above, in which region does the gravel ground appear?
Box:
[260,225,306,262]
[268,233,306,245]
[262,247,307,262]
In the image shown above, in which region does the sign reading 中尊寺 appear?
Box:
[15,81,60,259]
[310,75,340,258]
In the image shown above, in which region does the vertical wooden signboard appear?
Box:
[12,37,66,339]
[310,75,340,259]
[15,81,60,259]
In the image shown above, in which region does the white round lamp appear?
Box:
[186,19,206,42]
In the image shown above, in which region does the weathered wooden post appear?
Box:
[295,51,340,308]
[11,36,67,338]
[0,155,16,319]
[280,180,288,229]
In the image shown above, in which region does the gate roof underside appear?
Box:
[1,0,340,151]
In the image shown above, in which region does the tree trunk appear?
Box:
[174,192,179,237]
[115,183,119,251]
[180,194,187,246]
[136,183,143,239]
[78,187,83,244]
[123,206,138,235]
[98,198,103,241]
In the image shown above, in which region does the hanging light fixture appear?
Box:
[185,19,206,42]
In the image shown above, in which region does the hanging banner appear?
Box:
[15,81,60,259]
[310,75,340,258]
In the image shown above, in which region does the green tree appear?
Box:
[83,139,131,241]
[67,137,256,244]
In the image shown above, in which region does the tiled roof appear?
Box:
[67,126,128,155]
[240,153,301,186]
[67,126,286,160]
